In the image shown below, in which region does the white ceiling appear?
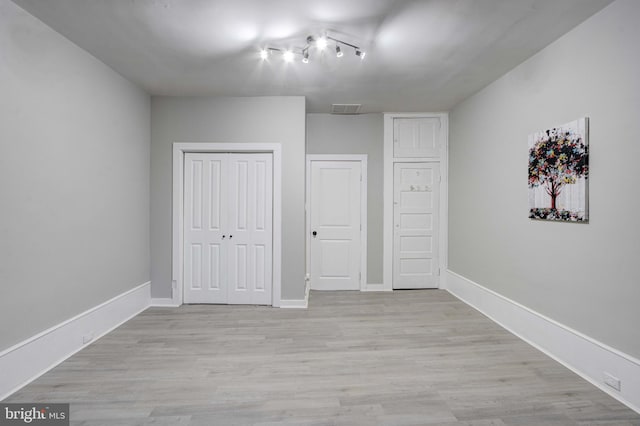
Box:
[12,0,613,113]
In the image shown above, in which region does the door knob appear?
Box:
[312,231,317,237]
[222,235,226,239]
[229,235,233,239]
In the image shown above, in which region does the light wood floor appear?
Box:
[5,290,639,425]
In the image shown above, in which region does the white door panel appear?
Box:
[310,161,361,290]
[184,154,228,303]
[184,153,272,305]
[228,154,273,305]
[393,162,440,289]
[394,118,440,158]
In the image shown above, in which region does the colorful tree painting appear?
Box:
[528,118,589,222]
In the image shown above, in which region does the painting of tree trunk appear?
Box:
[528,118,589,222]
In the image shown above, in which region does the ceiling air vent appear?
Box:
[331,104,362,114]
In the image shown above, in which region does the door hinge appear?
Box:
[437,267,441,276]
[359,271,362,282]
[438,174,442,183]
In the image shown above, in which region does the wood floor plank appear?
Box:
[4,290,639,425]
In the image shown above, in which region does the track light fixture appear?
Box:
[259,33,366,64]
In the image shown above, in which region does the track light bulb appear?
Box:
[316,37,328,50]
[302,50,309,63]
[356,49,366,59]
[283,50,294,63]
[259,49,269,60]
[336,45,343,58]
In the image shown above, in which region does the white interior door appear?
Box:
[310,161,361,290]
[183,153,272,304]
[184,153,228,303]
[393,162,440,289]
[227,154,273,305]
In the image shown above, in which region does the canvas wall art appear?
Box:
[528,118,589,222]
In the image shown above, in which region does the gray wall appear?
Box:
[151,96,306,300]
[449,0,640,358]
[0,1,151,351]
[306,113,384,284]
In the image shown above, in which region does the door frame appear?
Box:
[306,154,368,291]
[172,143,282,307]
[383,113,448,291]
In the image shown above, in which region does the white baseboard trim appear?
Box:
[279,281,310,309]
[0,281,151,400]
[361,283,390,292]
[445,270,640,414]
[279,299,308,308]
[151,297,180,307]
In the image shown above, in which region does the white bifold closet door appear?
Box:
[393,162,440,289]
[183,153,273,305]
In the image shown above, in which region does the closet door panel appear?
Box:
[393,117,440,158]
[183,154,228,303]
[227,154,273,305]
